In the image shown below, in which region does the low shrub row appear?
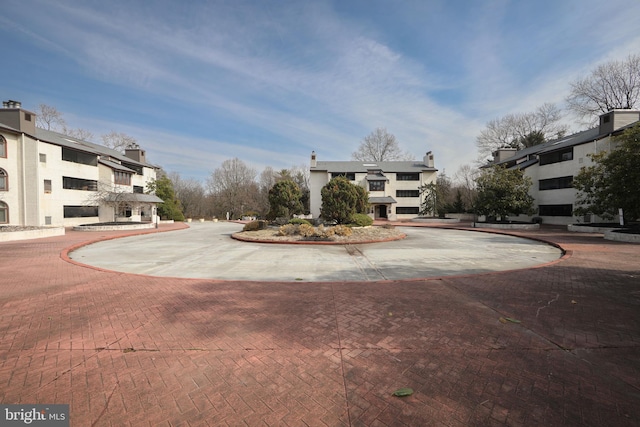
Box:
[277,223,353,238]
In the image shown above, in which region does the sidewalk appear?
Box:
[0,223,639,426]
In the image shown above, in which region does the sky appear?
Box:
[2,0,640,182]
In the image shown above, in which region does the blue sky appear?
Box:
[2,0,640,181]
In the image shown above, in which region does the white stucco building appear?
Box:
[309,151,438,221]
[491,109,640,225]
[0,100,162,227]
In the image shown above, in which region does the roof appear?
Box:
[369,196,397,204]
[492,118,639,168]
[34,128,156,169]
[313,160,437,173]
[365,173,387,181]
[99,159,137,173]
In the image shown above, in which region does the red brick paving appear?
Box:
[1,222,639,426]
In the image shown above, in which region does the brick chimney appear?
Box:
[125,148,147,164]
[0,100,36,135]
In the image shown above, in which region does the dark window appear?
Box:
[331,172,355,180]
[397,173,419,181]
[133,185,144,194]
[0,135,6,157]
[369,180,385,191]
[114,171,132,185]
[539,176,573,191]
[539,147,573,165]
[0,201,7,223]
[396,190,419,197]
[24,113,32,121]
[63,176,98,191]
[538,204,573,216]
[122,162,143,175]
[396,207,419,214]
[44,179,52,193]
[39,153,46,163]
[62,147,98,166]
[0,169,7,191]
[64,205,99,218]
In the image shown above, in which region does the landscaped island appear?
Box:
[233,223,406,244]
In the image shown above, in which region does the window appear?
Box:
[64,205,98,218]
[539,147,573,165]
[63,176,98,191]
[44,179,52,193]
[331,172,355,180]
[538,204,573,216]
[0,202,7,223]
[122,162,143,175]
[62,147,98,166]
[45,216,52,225]
[396,190,419,197]
[369,180,385,191]
[0,169,7,191]
[396,207,419,215]
[397,173,419,181]
[539,176,573,191]
[0,135,6,158]
[39,153,47,163]
[114,171,132,185]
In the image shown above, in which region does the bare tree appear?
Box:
[36,104,67,131]
[453,163,479,210]
[476,103,568,159]
[101,131,139,152]
[63,126,94,141]
[567,54,640,125]
[207,158,258,219]
[168,172,207,219]
[352,127,414,161]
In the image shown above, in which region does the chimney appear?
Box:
[0,100,35,134]
[125,148,146,164]
[492,148,517,163]
[424,151,434,168]
[599,109,640,135]
[310,151,317,168]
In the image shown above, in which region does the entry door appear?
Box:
[378,205,387,219]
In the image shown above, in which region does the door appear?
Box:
[378,205,387,219]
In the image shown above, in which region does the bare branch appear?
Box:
[352,127,414,161]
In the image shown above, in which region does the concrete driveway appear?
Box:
[69,222,563,281]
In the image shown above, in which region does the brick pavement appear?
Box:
[0,223,639,426]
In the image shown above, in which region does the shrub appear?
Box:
[243,220,268,232]
[332,225,353,236]
[289,218,312,226]
[350,213,373,227]
[381,223,396,229]
[316,224,335,238]
[278,224,298,236]
[298,223,316,237]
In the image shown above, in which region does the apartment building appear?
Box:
[0,100,162,227]
[491,109,640,225]
[309,151,437,221]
